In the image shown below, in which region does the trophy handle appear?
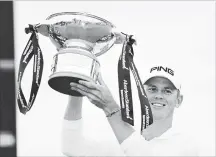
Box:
[37,24,49,37]
[94,34,116,57]
[94,32,129,57]
[25,23,50,37]
[114,32,127,44]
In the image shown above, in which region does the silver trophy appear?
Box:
[32,12,125,96]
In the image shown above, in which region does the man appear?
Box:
[62,65,199,156]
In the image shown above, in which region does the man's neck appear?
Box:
[142,116,173,141]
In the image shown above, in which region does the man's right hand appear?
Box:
[70,73,120,116]
[69,73,135,144]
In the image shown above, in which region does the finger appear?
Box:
[78,80,100,90]
[71,86,88,95]
[71,87,103,105]
[70,83,90,93]
[70,82,81,88]
[71,85,106,104]
[97,73,106,86]
[70,82,92,90]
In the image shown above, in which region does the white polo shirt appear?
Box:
[121,127,199,156]
[62,119,199,156]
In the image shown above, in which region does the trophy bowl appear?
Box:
[34,12,120,96]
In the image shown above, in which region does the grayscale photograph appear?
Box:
[0,1,215,157]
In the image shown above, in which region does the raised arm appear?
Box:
[61,96,84,157]
[70,73,135,144]
[64,96,83,121]
[62,95,126,156]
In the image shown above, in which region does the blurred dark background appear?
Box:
[0,1,17,157]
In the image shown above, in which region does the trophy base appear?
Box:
[48,72,95,96]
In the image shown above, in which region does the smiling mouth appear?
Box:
[151,103,166,107]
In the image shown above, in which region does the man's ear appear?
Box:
[176,90,183,108]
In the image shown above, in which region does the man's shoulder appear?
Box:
[170,129,200,155]
[166,127,198,144]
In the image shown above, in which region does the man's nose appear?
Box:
[154,93,164,99]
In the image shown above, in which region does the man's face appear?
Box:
[144,76,181,121]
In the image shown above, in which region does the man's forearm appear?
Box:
[64,96,83,120]
[105,104,135,144]
[62,96,84,156]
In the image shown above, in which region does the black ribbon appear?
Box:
[118,33,153,133]
[17,25,44,114]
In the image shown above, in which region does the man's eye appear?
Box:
[148,87,157,92]
[164,89,172,94]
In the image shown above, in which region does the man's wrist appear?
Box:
[103,102,120,116]
[106,108,121,117]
